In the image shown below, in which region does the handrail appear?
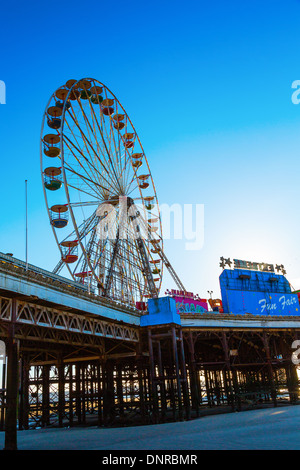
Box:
[0,251,89,292]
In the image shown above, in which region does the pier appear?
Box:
[0,252,299,450]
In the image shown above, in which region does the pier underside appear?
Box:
[0,294,299,449]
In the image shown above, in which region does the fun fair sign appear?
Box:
[226,290,299,316]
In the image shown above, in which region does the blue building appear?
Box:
[219,264,300,316]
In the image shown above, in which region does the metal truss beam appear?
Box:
[0,296,139,343]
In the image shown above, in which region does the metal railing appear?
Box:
[0,251,89,293]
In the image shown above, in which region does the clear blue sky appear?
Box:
[1,0,300,299]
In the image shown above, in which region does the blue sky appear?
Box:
[1,0,300,299]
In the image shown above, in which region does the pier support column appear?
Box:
[221,332,240,410]
[42,364,50,427]
[178,328,190,420]
[0,350,6,431]
[103,360,115,425]
[116,362,124,418]
[147,324,190,423]
[136,344,146,423]
[262,332,277,407]
[19,355,29,430]
[4,299,19,450]
[81,362,86,424]
[147,329,159,423]
[97,360,103,426]
[58,357,65,427]
[69,364,74,427]
[186,332,200,416]
[75,363,82,424]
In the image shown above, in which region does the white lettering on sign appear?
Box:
[259,298,277,314]
[258,295,297,314]
[279,295,297,309]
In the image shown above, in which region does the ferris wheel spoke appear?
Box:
[65,110,96,160]
[73,96,122,194]
[68,201,99,208]
[84,90,113,157]
[98,128,124,196]
[73,98,112,181]
[116,148,137,192]
[90,93,126,196]
[63,129,104,183]
[67,179,101,201]
[64,113,113,189]
[126,181,140,198]
[64,162,111,198]
[76,93,98,144]
[62,132,101,191]
[63,133,119,197]
[99,98,125,183]
[84,99,110,177]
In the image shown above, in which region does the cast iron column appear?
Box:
[4,298,19,450]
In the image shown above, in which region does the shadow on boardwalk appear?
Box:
[0,404,299,450]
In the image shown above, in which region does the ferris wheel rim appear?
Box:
[60,78,164,290]
[41,77,164,302]
[40,87,76,282]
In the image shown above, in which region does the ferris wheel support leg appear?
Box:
[135,236,158,298]
[136,206,186,293]
[103,232,120,297]
[53,259,64,275]
[129,203,158,298]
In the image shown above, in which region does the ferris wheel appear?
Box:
[40,78,185,309]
